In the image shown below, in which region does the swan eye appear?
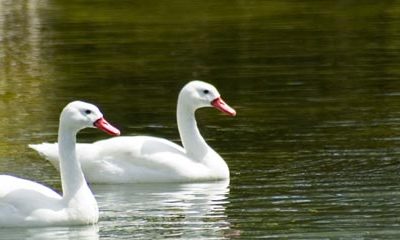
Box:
[203,89,209,94]
[85,109,92,114]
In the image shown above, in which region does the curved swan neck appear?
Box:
[177,97,209,160]
[58,124,89,201]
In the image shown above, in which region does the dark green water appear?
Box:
[1,0,400,239]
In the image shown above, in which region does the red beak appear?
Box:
[94,117,121,136]
[211,97,236,116]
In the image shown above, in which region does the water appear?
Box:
[1,0,400,239]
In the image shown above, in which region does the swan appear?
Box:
[0,101,120,227]
[30,81,236,183]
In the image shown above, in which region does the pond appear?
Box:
[0,0,400,239]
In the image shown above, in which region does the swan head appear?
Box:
[180,80,236,116]
[60,101,120,136]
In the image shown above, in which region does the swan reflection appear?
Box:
[0,225,99,240]
[93,180,231,238]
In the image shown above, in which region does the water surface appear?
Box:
[1,0,400,239]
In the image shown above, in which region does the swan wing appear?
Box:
[30,136,210,183]
[84,136,209,183]
[29,143,95,170]
[0,175,62,226]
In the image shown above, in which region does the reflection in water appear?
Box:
[0,0,56,178]
[0,0,41,77]
[0,0,49,101]
[1,0,400,238]
[0,225,99,240]
[93,181,232,239]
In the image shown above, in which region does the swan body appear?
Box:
[31,136,226,183]
[30,81,236,183]
[0,101,120,227]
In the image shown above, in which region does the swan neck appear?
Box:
[58,125,89,201]
[177,100,208,160]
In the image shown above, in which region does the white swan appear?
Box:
[30,81,236,183]
[0,101,120,227]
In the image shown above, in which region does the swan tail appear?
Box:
[28,143,60,169]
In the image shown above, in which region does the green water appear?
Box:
[1,0,400,239]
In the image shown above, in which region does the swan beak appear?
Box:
[94,118,121,136]
[211,97,236,116]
